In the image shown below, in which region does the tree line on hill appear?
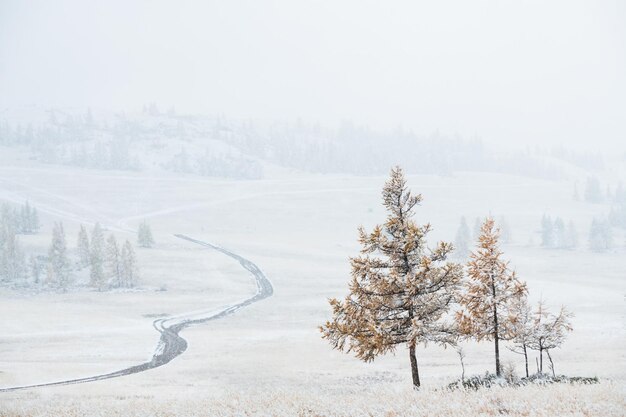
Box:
[0,107,594,179]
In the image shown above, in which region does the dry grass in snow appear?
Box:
[1,382,624,417]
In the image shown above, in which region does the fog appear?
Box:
[1,0,625,150]
[1,3,625,416]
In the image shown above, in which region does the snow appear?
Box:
[0,147,624,414]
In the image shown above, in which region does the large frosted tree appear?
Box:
[457,217,527,377]
[320,166,463,388]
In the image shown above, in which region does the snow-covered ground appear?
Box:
[0,149,624,415]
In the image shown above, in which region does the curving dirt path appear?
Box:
[0,234,273,393]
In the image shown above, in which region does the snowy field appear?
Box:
[0,151,625,416]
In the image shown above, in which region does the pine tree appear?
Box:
[457,217,527,377]
[48,222,71,290]
[540,215,554,248]
[454,217,471,260]
[584,177,603,203]
[76,224,90,268]
[105,235,122,288]
[137,221,155,248]
[121,240,139,288]
[89,223,106,290]
[589,218,613,252]
[0,225,26,283]
[30,207,40,233]
[30,254,44,285]
[527,302,573,375]
[320,167,463,388]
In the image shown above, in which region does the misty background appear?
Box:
[1,0,625,152]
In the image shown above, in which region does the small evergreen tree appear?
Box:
[589,218,613,252]
[121,240,139,288]
[454,217,471,260]
[584,177,603,203]
[0,225,26,283]
[89,223,106,290]
[457,217,527,377]
[76,224,90,268]
[48,222,71,290]
[30,254,44,285]
[137,221,155,248]
[105,235,122,288]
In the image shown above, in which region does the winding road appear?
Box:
[0,234,273,393]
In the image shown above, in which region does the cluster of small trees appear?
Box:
[540,215,578,249]
[0,211,140,291]
[1,202,40,235]
[576,177,626,205]
[0,201,42,283]
[76,223,139,291]
[321,167,573,388]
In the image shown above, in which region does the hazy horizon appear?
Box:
[1,0,625,152]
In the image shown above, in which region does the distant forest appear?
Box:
[0,106,609,180]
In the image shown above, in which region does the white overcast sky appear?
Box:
[1,0,624,150]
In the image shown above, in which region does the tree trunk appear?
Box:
[523,344,529,378]
[546,349,556,377]
[539,347,543,373]
[490,274,501,377]
[409,345,420,388]
[535,357,539,374]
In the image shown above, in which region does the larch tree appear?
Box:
[121,240,139,288]
[48,222,71,290]
[527,301,573,376]
[105,235,122,288]
[76,224,90,268]
[89,223,106,290]
[507,293,533,377]
[457,217,527,377]
[320,166,463,388]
